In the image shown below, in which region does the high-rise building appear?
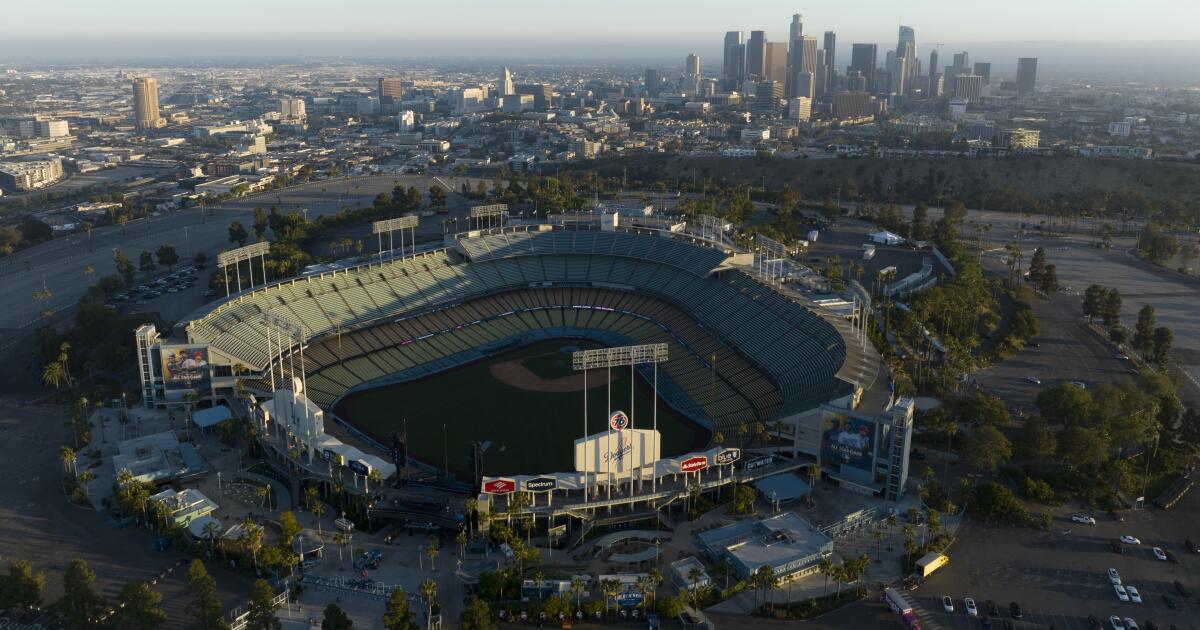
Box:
[789,35,818,97]
[499,66,514,96]
[36,119,70,138]
[889,55,908,95]
[754,80,783,112]
[954,74,983,104]
[789,14,804,42]
[952,52,970,72]
[644,67,661,96]
[131,77,163,131]
[929,49,939,80]
[764,42,789,84]
[685,53,700,78]
[794,72,816,99]
[280,98,306,120]
[850,44,878,92]
[398,110,415,133]
[897,26,918,94]
[515,83,553,110]
[723,31,745,90]
[787,97,812,122]
[746,31,767,81]
[973,62,992,86]
[378,77,404,103]
[823,31,837,89]
[843,71,868,92]
[1017,57,1038,93]
[815,49,828,99]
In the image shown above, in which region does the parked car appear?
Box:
[1072,513,1097,524]
[1108,616,1125,630]
[1120,536,1141,545]
[1114,584,1130,602]
[1108,568,1122,584]
[1026,376,1042,385]
[1153,547,1167,561]
[1068,380,1087,389]
[1123,619,1138,630]
[965,597,978,617]
[942,596,954,613]
[1126,586,1142,603]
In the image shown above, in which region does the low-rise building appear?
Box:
[0,158,63,191]
[698,513,833,581]
[149,488,218,527]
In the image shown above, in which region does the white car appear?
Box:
[1126,586,1141,603]
[1068,380,1087,389]
[1124,619,1139,630]
[942,596,954,613]
[965,597,978,617]
[1109,616,1125,630]
[1120,535,1141,545]
[1026,376,1042,385]
[1108,567,1122,584]
[1114,584,1130,602]
[1153,546,1167,561]
[1071,513,1097,525]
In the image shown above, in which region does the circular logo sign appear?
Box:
[609,410,630,431]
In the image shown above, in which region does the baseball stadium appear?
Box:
[145,220,889,492]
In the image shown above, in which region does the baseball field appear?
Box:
[331,339,710,476]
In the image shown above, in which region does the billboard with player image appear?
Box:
[160,345,212,392]
[821,411,877,475]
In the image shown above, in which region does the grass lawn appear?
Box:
[332,339,709,476]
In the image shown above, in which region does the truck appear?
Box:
[807,230,819,242]
[914,552,949,578]
[883,588,921,630]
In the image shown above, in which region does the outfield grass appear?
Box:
[332,339,710,476]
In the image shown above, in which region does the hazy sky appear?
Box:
[5,0,1200,81]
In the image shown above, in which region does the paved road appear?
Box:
[0,402,252,628]
[0,174,475,344]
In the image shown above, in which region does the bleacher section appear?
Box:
[185,228,848,431]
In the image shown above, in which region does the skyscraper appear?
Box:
[815,49,828,99]
[955,74,983,104]
[499,66,514,96]
[1017,57,1038,93]
[973,62,992,86]
[795,72,816,99]
[685,53,700,78]
[850,44,878,92]
[896,26,918,95]
[746,31,767,81]
[644,67,661,96]
[789,14,804,42]
[929,49,939,80]
[764,42,789,84]
[823,31,837,89]
[723,31,745,90]
[131,77,162,131]
[378,77,404,103]
[789,35,818,98]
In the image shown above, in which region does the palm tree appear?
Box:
[419,579,437,630]
[242,518,263,571]
[42,360,68,390]
[874,527,884,562]
[570,577,585,612]
[818,558,834,595]
[600,578,620,618]
[58,342,73,386]
[533,571,546,602]
[456,530,468,558]
[58,446,76,477]
[464,497,478,535]
[426,536,439,573]
[333,532,349,569]
[202,520,223,554]
[77,470,95,499]
[308,487,326,535]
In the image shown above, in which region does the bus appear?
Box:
[883,588,920,630]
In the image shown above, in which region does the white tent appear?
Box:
[869,230,904,245]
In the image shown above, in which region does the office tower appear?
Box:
[815,49,828,99]
[897,26,918,93]
[794,71,816,99]
[36,119,70,137]
[850,44,878,92]
[398,110,415,133]
[928,73,943,98]
[131,77,163,131]
[843,71,868,92]
[790,14,804,41]
[685,53,700,78]
[929,49,939,80]
[644,67,661,95]
[499,66,514,96]
[889,55,908,95]
[955,74,983,104]
[823,31,837,89]
[952,52,970,71]
[516,83,553,109]
[973,62,992,86]
[378,77,404,103]
[764,42,789,83]
[280,98,306,120]
[787,97,812,122]
[723,31,745,90]
[754,80,783,112]
[789,35,818,97]
[1017,57,1038,93]
[746,31,767,80]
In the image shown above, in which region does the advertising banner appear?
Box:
[574,428,661,474]
[160,345,212,392]
[482,478,516,495]
[821,411,877,473]
[525,477,558,492]
[715,448,742,466]
[680,456,708,473]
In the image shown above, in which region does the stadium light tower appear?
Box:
[261,311,306,395]
[572,343,668,502]
[372,215,419,261]
[754,234,788,287]
[217,241,271,297]
[468,204,508,230]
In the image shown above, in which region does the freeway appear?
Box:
[0,174,475,345]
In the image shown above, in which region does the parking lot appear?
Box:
[915,490,1200,630]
